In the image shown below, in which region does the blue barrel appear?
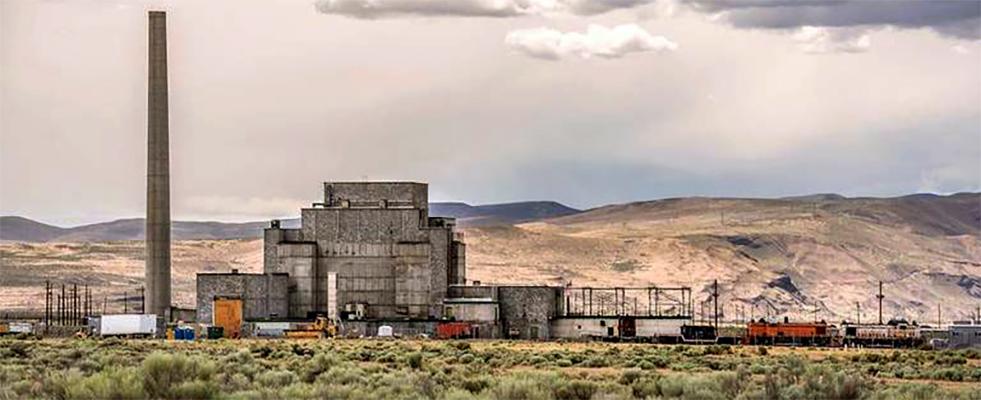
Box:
[183,328,195,341]
[175,328,185,340]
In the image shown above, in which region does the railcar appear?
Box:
[746,321,832,346]
[841,320,922,348]
[680,324,718,344]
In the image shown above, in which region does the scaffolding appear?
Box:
[562,286,693,318]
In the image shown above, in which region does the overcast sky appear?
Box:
[1,0,979,226]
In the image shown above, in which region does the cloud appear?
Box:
[505,24,677,60]
[313,0,656,18]
[178,196,307,221]
[685,0,981,39]
[562,0,656,15]
[793,26,871,54]
[951,44,970,55]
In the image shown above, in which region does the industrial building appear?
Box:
[264,181,465,320]
[195,181,695,340]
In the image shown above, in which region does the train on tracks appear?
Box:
[529,317,951,348]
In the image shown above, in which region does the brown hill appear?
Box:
[465,193,980,322]
[0,202,579,243]
[1,194,978,322]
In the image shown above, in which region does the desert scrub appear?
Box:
[142,351,217,399]
[2,339,981,399]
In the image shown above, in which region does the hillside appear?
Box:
[430,201,580,226]
[1,193,978,322]
[0,217,270,243]
[465,192,980,322]
[0,201,579,242]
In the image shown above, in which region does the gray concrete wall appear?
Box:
[498,286,564,340]
[261,182,464,322]
[427,228,450,317]
[325,182,428,212]
[275,243,317,318]
[445,301,498,322]
[448,285,497,300]
[451,241,466,285]
[196,273,288,323]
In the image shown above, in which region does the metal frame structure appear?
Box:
[562,286,693,318]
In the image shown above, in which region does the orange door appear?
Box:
[213,298,243,338]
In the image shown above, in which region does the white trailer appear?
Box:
[97,314,158,337]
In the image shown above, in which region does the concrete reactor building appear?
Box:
[264,181,466,320]
[198,182,466,325]
[197,181,692,340]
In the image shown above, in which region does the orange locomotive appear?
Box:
[745,321,833,346]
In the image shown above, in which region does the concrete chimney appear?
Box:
[146,11,171,317]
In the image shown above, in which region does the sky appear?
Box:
[1,0,979,226]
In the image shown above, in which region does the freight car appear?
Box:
[746,320,832,346]
[680,325,717,344]
[841,320,922,348]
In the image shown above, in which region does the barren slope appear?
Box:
[466,194,980,322]
[2,194,978,323]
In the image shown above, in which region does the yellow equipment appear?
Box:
[285,316,336,339]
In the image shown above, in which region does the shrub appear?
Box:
[142,352,216,399]
[442,387,480,400]
[302,352,342,382]
[631,377,660,399]
[529,356,548,365]
[553,379,598,400]
[171,380,219,400]
[65,367,144,400]
[407,352,425,370]
[619,369,643,385]
[258,369,297,388]
[488,375,553,400]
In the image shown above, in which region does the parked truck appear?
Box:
[93,314,158,337]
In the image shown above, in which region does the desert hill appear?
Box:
[430,201,580,226]
[0,201,579,243]
[464,192,979,322]
[1,193,978,322]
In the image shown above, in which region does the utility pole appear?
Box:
[123,291,128,314]
[72,284,78,325]
[60,284,65,325]
[712,280,719,328]
[44,281,50,328]
[876,281,884,325]
[140,286,145,314]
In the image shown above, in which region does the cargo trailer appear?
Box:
[94,314,158,337]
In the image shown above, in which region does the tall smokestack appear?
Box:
[146,11,171,317]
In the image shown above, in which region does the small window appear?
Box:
[600,320,606,327]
